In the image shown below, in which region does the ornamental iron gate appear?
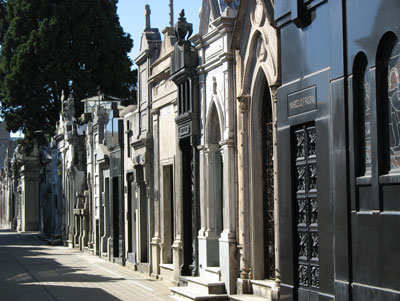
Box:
[263,93,275,279]
[294,124,319,289]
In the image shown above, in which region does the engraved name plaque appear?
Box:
[179,124,190,136]
[288,86,317,116]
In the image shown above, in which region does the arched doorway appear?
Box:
[249,69,275,280]
[261,83,275,279]
[206,103,224,267]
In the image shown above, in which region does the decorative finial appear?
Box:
[145,5,151,29]
[174,9,193,43]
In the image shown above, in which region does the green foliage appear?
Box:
[0,1,6,44]
[0,0,135,140]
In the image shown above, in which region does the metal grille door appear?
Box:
[294,124,319,289]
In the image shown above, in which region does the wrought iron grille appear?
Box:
[294,124,319,289]
[263,108,275,279]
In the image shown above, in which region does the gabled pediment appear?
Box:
[139,29,161,53]
[232,0,274,50]
[199,0,239,36]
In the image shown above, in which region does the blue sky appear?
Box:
[117,0,201,66]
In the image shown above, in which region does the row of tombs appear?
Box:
[1,1,400,300]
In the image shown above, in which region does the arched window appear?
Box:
[376,32,400,173]
[353,52,370,175]
[387,40,400,171]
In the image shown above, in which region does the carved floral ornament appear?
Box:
[254,0,265,26]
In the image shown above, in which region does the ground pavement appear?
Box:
[0,229,173,301]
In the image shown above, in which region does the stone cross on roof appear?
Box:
[169,0,174,28]
[145,4,151,29]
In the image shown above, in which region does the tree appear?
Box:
[0,0,135,140]
[0,0,6,44]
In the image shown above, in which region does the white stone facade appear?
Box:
[193,0,238,294]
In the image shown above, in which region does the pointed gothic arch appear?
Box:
[203,100,224,267]
[241,29,278,98]
[248,67,276,280]
[205,96,225,144]
[238,26,279,281]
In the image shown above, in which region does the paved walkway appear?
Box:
[0,229,173,300]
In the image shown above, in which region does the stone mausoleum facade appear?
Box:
[0,1,399,300]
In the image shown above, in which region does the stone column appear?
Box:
[206,144,219,235]
[151,108,161,277]
[237,94,251,294]
[73,210,79,247]
[219,138,237,294]
[191,141,200,277]
[271,87,280,298]
[172,102,182,283]
[198,145,206,235]
[20,161,39,231]
[100,171,109,257]
[197,71,207,277]
[144,161,153,275]
[108,173,114,262]
[61,152,67,243]
[67,168,74,247]
[82,190,89,249]
[198,144,220,275]
[87,172,94,250]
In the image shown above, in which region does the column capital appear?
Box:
[151,107,160,117]
[237,94,250,112]
[219,139,235,148]
[270,86,278,104]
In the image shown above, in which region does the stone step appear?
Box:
[44,237,62,246]
[182,276,226,294]
[205,267,222,282]
[250,280,275,300]
[229,294,268,301]
[170,286,229,301]
[160,263,176,284]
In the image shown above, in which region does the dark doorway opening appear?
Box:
[262,84,275,279]
[162,165,174,263]
[112,176,119,258]
[137,166,148,263]
[180,139,197,276]
[127,172,136,263]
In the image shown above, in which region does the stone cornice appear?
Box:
[194,16,235,49]
[120,105,137,118]
[135,49,149,66]
[148,68,170,85]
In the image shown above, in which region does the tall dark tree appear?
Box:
[0,0,6,44]
[0,0,134,139]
